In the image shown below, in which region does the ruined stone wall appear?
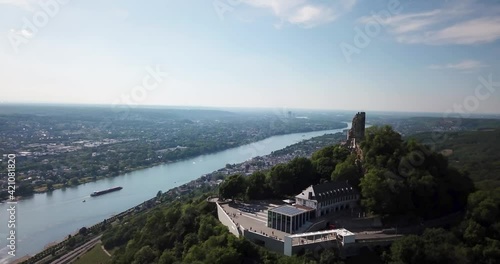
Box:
[345,112,366,151]
[351,112,366,140]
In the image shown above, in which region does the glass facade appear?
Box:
[267,209,312,233]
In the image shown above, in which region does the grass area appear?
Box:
[409,128,500,190]
[80,177,95,184]
[73,242,110,264]
[34,186,47,192]
[53,183,65,189]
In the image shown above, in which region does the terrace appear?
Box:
[219,201,338,245]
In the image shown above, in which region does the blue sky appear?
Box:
[0,0,499,114]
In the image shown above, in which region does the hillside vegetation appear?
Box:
[97,125,489,264]
[102,197,334,264]
[409,128,500,190]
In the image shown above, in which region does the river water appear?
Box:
[0,124,350,263]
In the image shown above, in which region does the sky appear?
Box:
[0,0,500,114]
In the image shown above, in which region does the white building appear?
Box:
[295,181,359,218]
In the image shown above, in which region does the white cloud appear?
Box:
[395,16,500,45]
[9,28,34,38]
[428,60,488,71]
[358,1,500,45]
[0,0,35,11]
[425,17,500,45]
[243,0,356,28]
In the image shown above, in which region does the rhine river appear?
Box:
[0,124,350,263]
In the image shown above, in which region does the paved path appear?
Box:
[101,244,111,257]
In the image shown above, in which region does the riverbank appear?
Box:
[8,125,348,201]
[0,126,351,263]
[162,132,346,201]
[17,131,347,264]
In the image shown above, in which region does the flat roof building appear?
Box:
[267,181,360,234]
[268,205,315,233]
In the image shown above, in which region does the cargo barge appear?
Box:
[90,186,123,197]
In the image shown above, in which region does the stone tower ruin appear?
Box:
[346,112,366,149]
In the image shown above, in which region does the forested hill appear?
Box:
[35,125,497,264]
[218,125,474,221]
[96,125,489,264]
[408,128,500,190]
[383,128,500,264]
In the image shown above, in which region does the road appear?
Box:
[50,235,102,264]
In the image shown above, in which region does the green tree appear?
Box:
[287,157,316,193]
[219,174,246,200]
[245,171,269,200]
[197,216,216,241]
[331,156,361,187]
[66,236,76,249]
[133,245,157,264]
[319,249,337,264]
[183,245,205,263]
[69,177,79,186]
[359,169,388,214]
[78,227,88,236]
[359,126,472,218]
[204,247,240,264]
[268,164,294,196]
[183,233,199,257]
[312,145,350,181]
[389,229,468,264]
[361,125,404,171]
[463,220,486,245]
[389,235,426,264]
[158,250,176,264]
[313,156,336,181]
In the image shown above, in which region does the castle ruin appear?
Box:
[346,112,366,149]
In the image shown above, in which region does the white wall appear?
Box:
[296,198,317,208]
[216,202,240,237]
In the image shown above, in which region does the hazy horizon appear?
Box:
[1,0,500,114]
[2,102,500,118]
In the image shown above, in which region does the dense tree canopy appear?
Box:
[218,174,246,200]
[219,157,319,200]
[312,145,351,181]
[361,125,405,171]
[331,154,362,187]
[219,126,473,221]
[103,125,496,264]
[360,126,474,218]
[387,187,500,264]
[245,171,272,200]
[102,196,326,264]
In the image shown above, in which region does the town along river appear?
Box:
[0,124,350,263]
